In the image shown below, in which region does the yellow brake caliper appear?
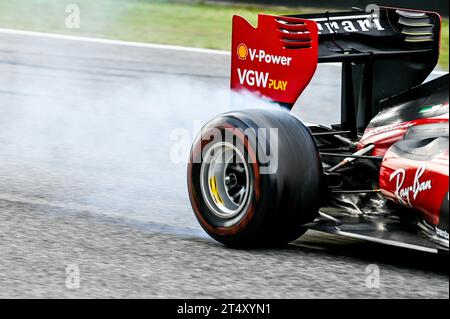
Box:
[209,176,224,206]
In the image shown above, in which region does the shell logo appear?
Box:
[237,43,248,60]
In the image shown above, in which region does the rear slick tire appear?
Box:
[188,108,322,248]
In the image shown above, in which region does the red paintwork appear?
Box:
[359,106,449,225]
[380,148,449,226]
[230,14,318,106]
[358,114,449,157]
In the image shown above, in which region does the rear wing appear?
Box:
[231,6,442,135]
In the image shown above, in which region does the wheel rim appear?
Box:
[200,142,252,219]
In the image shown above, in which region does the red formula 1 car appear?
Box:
[187,6,449,253]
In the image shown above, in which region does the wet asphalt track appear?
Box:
[0,31,448,298]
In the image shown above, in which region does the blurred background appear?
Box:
[0,0,448,69]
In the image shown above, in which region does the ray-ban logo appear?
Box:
[390,163,432,207]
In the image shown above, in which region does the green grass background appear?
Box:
[0,0,448,69]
